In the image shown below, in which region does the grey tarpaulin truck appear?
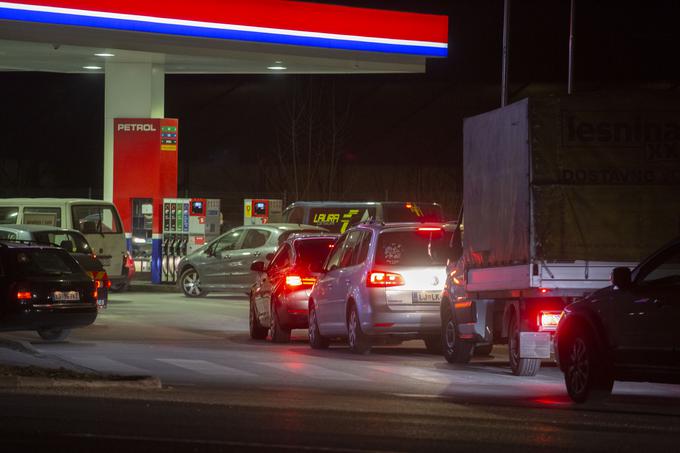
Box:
[441,95,680,376]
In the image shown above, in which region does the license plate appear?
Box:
[412,291,440,303]
[53,291,80,302]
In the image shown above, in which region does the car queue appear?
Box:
[235,216,680,404]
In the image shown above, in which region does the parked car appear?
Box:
[177,224,328,297]
[249,233,337,342]
[556,237,680,403]
[0,224,109,309]
[0,198,129,291]
[308,222,450,354]
[0,241,98,341]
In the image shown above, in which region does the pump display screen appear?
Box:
[191,201,204,215]
[253,202,267,216]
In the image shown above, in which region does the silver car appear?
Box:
[177,224,327,297]
[308,222,450,354]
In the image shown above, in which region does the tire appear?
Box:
[249,297,268,340]
[423,335,443,354]
[474,344,493,357]
[179,267,208,298]
[508,315,541,376]
[308,304,330,350]
[441,304,473,363]
[347,304,371,354]
[270,302,291,343]
[563,326,614,403]
[37,328,70,341]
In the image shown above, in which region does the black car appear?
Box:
[0,241,98,341]
[556,237,680,402]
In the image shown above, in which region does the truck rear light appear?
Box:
[285,275,316,288]
[17,291,32,300]
[538,310,562,331]
[367,271,405,287]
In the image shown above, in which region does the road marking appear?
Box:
[65,356,148,375]
[261,362,369,381]
[157,359,257,377]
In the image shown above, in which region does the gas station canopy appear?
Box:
[0,0,449,74]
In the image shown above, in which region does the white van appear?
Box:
[0,198,128,288]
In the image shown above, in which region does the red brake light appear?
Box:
[285,275,316,288]
[538,310,562,331]
[17,291,32,300]
[539,288,551,294]
[95,280,103,289]
[367,271,405,287]
[417,227,442,232]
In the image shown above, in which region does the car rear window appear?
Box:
[375,230,452,266]
[278,229,325,245]
[8,249,83,277]
[72,205,122,234]
[33,232,92,254]
[381,203,444,223]
[294,238,336,269]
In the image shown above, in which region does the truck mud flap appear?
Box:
[519,332,551,359]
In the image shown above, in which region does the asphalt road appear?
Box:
[1,291,680,452]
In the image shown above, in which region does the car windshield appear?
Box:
[32,231,92,254]
[375,230,452,266]
[294,238,336,270]
[7,249,83,277]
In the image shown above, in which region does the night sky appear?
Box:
[0,0,678,210]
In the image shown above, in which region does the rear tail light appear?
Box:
[17,291,32,300]
[367,271,405,287]
[417,227,442,232]
[285,275,316,288]
[92,289,98,299]
[538,310,562,331]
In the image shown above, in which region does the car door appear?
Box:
[228,228,272,288]
[611,243,680,370]
[201,228,245,288]
[328,230,367,334]
[315,234,347,333]
[254,244,291,325]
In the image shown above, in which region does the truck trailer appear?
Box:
[442,95,680,376]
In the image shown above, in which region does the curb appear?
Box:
[0,375,162,390]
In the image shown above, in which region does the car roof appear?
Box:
[241,223,328,232]
[0,198,110,204]
[0,224,83,234]
[0,240,60,250]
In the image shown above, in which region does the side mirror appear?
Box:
[611,267,632,290]
[250,261,266,273]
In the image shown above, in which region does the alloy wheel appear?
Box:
[568,337,589,396]
[348,310,358,349]
[182,271,201,296]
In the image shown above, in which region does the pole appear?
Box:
[501,0,511,106]
[568,0,575,94]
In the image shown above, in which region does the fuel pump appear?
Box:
[161,198,219,283]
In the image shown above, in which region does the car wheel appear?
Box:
[249,297,268,340]
[423,334,443,354]
[37,328,70,341]
[564,327,614,403]
[509,315,540,376]
[179,267,208,298]
[441,304,472,363]
[308,304,330,350]
[270,302,291,343]
[474,344,493,357]
[347,304,371,354]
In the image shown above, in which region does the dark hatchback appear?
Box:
[0,241,98,341]
[556,237,680,402]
